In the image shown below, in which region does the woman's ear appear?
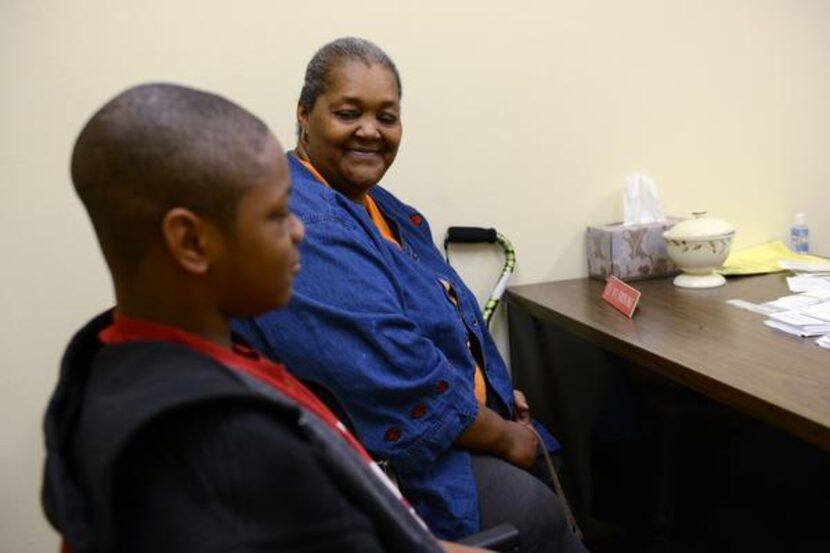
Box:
[297,103,310,144]
[161,207,215,275]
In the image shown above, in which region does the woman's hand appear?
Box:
[499,420,540,470]
[455,406,539,471]
[513,389,532,425]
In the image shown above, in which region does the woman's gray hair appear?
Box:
[298,37,402,112]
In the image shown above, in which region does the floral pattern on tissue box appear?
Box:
[586,218,683,281]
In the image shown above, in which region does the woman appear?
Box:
[234,38,586,553]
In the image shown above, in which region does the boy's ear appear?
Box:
[161,207,218,275]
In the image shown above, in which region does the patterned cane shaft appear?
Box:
[483,233,516,327]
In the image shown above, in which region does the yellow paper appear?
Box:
[719,241,828,276]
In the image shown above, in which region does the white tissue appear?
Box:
[623,173,665,225]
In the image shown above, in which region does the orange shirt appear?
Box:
[440,280,488,405]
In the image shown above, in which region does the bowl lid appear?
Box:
[663,210,734,239]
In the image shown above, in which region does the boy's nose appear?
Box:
[290,214,305,244]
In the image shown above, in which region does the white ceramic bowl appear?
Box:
[663,211,735,288]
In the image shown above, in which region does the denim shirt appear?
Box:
[233,154,558,539]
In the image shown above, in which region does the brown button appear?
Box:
[410,404,427,419]
[384,427,402,442]
[435,380,449,394]
[410,213,423,226]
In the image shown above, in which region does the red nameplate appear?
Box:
[601,276,641,318]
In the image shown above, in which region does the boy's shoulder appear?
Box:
[61,313,300,475]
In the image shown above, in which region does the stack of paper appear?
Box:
[786,275,830,293]
[779,260,830,273]
[727,294,830,347]
[779,259,830,293]
[764,312,830,337]
[723,246,830,349]
[761,292,830,341]
[762,291,830,312]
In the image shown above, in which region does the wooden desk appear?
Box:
[506,273,830,451]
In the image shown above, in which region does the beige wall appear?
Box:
[2,0,829,549]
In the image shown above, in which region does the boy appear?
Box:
[41,83,482,552]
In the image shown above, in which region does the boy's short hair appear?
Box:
[71,83,270,278]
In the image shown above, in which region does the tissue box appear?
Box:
[586,218,682,281]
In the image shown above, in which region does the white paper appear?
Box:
[763,294,825,311]
[779,260,830,273]
[725,299,780,315]
[623,173,665,225]
[764,319,830,337]
[768,310,830,326]
[762,290,830,342]
[786,275,830,293]
[803,301,830,323]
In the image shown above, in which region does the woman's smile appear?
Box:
[346,148,383,159]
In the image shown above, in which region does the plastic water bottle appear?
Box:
[790,212,809,254]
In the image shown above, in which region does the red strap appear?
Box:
[99,313,372,462]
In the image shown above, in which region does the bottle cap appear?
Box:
[794,212,806,226]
